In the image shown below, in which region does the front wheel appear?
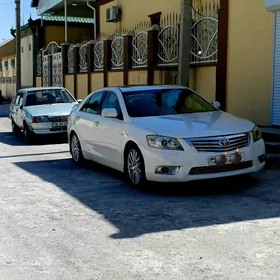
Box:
[70,132,84,165]
[125,145,146,187]
[11,119,20,135]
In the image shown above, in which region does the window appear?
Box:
[14,92,21,105]
[24,88,76,106]
[101,92,122,119]
[122,88,217,118]
[18,93,24,106]
[81,91,104,114]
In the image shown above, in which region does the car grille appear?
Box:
[189,161,253,175]
[48,116,68,122]
[185,133,250,152]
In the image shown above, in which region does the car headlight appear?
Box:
[252,125,262,142]
[146,135,184,151]
[36,116,49,123]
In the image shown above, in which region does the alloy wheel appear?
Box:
[71,134,81,163]
[127,148,143,185]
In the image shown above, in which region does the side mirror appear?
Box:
[20,105,23,109]
[211,101,221,109]
[101,108,118,118]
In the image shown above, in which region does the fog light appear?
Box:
[230,152,242,164]
[215,155,226,165]
[155,166,180,175]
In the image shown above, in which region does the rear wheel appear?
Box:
[125,145,147,187]
[23,123,34,144]
[70,132,84,165]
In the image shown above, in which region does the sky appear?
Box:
[0,0,38,42]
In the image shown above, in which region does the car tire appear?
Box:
[70,132,85,165]
[11,119,20,135]
[23,123,34,144]
[125,144,147,187]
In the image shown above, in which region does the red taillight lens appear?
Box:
[32,116,37,123]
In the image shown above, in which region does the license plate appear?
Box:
[52,121,67,128]
[208,152,245,166]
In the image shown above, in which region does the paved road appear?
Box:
[1,104,280,280]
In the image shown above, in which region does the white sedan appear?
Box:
[67,85,265,186]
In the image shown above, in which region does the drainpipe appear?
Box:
[64,0,68,42]
[87,1,97,40]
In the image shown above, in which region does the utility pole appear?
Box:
[15,0,21,91]
[178,0,193,86]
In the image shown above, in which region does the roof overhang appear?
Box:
[265,0,280,12]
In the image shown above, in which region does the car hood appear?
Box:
[132,111,255,138]
[25,103,78,116]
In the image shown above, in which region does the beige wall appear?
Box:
[227,0,273,125]
[91,73,104,91]
[77,74,88,99]
[36,76,42,87]
[108,71,123,86]
[65,74,74,95]
[45,26,94,45]
[128,70,147,84]
[99,0,181,34]
[21,35,34,88]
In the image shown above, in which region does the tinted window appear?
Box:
[81,91,104,114]
[122,88,217,118]
[25,88,75,106]
[101,92,122,118]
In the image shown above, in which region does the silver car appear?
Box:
[9,87,78,143]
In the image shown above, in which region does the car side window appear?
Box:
[101,92,123,119]
[14,92,21,105]
[18,93,24,107]
[81,91,104,114]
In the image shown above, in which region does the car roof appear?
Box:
[20,87,66,92]
[102,85,188,93]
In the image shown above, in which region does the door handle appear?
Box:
[94,121,100,126]
[76,116,80,121]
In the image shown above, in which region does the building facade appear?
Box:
[32,0,274,126]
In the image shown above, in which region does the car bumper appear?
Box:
[29,122,67,135]
[139,139,266,183]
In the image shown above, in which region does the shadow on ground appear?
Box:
[0,131,68,146]
[14,157,280,239]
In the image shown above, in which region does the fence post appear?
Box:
[40,48,44,87]
[147,25,160,85]
[73,44,80,99]
[87,40,94,94]
[61,42,70,87]
[103,37,112,87]
[123,32,133,85]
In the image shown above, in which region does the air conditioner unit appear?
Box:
[106,6,120,23]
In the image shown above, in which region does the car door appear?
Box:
[92,91,124,169]
[16,91,25,128]
[74,91,105,156]
[10,92,22,126]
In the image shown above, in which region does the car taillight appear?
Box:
[32,116,37,123]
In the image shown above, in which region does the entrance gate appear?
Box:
[42,42,63,87]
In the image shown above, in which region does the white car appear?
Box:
[9,87,78,143]
[67,85,265,186]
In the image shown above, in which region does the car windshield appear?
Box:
[25,88,76,106]
[122,88,217,118]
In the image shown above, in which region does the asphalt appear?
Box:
[1,104,280,280]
